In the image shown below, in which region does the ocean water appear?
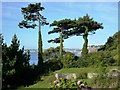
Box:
[29,52,38,65]
[29,51,80,65]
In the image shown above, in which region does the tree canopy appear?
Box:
[65,14,103,36]
[18,3,48,29]
[48,19,75,43]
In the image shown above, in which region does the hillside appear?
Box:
[19,66,118,89]
[98,31,119,61]
[98,31,119,51]
[17,31,119,89]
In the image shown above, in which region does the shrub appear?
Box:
[50,78,77,88]
[91,67,119,88]
[62,52,79,68]
[50,78,92,89]
[45,58,63,73]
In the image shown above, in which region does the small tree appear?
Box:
[18,3,48,67]
[48,19,74,58]
[67,14,103,56]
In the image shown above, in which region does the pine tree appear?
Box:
[2,34,31,88]
[48,19,74,58]
[66,14,103,56]
[18,3,48,67]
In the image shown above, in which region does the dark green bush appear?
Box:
[45,58,63,72]
[76,50,117,68]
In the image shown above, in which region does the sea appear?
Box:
[29,52,38,65]
[29,51,80,65]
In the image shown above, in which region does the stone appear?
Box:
[108,69,120,78]
[55,73,76,79]
[87,73,98,79]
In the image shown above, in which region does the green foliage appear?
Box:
[43,47,65,61]
[18,3,48,29]
[50,78,77,88]
[98,31,119,51]
[77,31,119,67]
[2,34,31,88]
[45,58,63,73]
[46,31,118,69]
[43,47,79,69]
[50,78,91,89]
[91,67,119,88]
[62,52,79,68]
[78,51,117,68]
[67,14,103,36]
[38,29,43,67]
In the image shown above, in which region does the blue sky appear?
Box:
[2,2,118,49]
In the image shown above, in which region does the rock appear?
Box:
[108,69,120,78]
[55,73,76,79]
[87,73,98,79]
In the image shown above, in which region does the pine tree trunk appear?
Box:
[81,26,88,56]
[59,31,63,59]
[38,17,43,67]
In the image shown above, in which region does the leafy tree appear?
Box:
[66,14,103,56]
[18,3,48,67]
[2,34,30,88]
[48,19,74,58]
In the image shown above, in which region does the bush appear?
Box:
[92,75,118,88]
[91,67,119,88]
[50,78,77,88]
[45,58,63,73]
[77,51,117,68]
[62,52,79,68]
[50,78,92,89]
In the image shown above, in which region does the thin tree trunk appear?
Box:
[81,26,88,56]
[59,30,63,59]
[38,17,43,67]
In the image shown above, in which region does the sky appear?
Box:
[1,1,118,50]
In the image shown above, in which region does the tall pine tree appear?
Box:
[48,19,74,58]
[18,3,48,67]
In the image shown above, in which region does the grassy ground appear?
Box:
[18,66,118,89]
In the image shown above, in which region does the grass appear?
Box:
[18,66,119,89]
